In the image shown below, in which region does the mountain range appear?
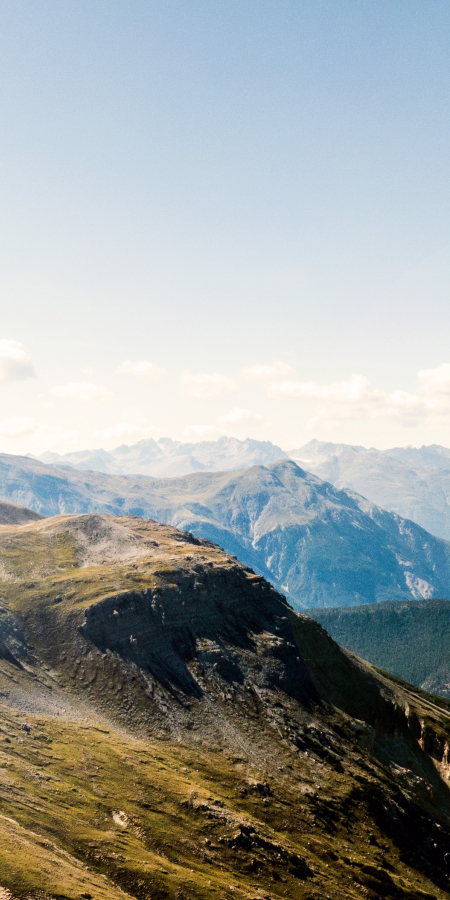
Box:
[1,452,450,609]
[36,435,450,543]
[292,439,450,541]
[2,504,450,898]
[37,435,288,478]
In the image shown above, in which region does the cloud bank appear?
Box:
[218,407,264,426]
[94,423,161,442]
[50,382,114,402]
[243,361,294,381]
[268,364,450,430]
[183,424,223,439]
[0,340,35,383]
[0,417,78,452]
[0,417,36,438]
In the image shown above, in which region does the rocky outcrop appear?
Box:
[79,565,317,704]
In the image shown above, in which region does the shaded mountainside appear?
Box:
[309,598,450,700]
[3,510,450,898]
[37,435,288,478]
[1,452,450,608]
[291,439,450,542]
[0,499,43,525]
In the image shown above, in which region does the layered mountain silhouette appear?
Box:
[36,435,450,543]
[2,504,450,897]
[1,452,450,608]
[37,435,288,478]
[291,439,450,541]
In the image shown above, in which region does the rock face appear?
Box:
[80,568,316,705]
[2,454,450,608]
[2,512,450,898]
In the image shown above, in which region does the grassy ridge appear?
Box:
[2,512,450,897]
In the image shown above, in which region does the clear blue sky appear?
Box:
[1,0,450,453]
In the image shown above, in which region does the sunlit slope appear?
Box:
[2,511,450,897]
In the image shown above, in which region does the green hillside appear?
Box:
[310,598,450,697]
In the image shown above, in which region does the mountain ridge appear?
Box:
[33,434,450,544]
[1,452,450,609]
[2,508,450,897]
[35,435,288,478]
[290,439,450,541]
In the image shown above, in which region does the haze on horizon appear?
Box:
[1,1,450,456]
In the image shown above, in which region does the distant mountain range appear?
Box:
[310,598,450,699]
[1,452,450,609]
[37,435,288,478]
[36,435,450,543]
[291,439,450,541]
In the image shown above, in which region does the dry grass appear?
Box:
[0,513,449,898]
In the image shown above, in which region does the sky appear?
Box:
[2,0,450,455]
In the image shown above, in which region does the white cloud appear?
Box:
[243,361,295,381]
[50,382,114,402]
[0,419,79,454]
[116,359,165,380]
[268,366,450,430]
[0,339,35,383]
[218,407,264,426]
[32,425,79,450]
[183,424,223,439]
[418,363,450,395]
[181,371,237,399]
[0,416,37,438]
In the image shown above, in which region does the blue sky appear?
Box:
[1,1,450,453]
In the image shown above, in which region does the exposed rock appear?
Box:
[1,512,450,898]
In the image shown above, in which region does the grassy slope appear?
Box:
[1,697,447,900]
[0,513,450,898]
